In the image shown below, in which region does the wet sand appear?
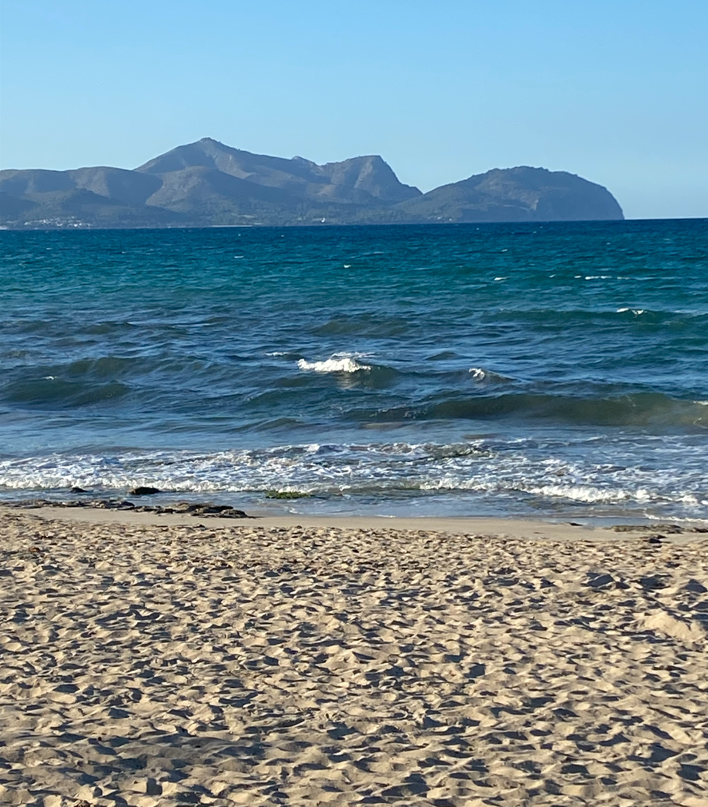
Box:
[1,506,707,806]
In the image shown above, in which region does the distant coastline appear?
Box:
[0,137,624,230]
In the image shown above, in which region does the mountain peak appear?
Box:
[133,139,421,205]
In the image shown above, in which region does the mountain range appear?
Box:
[0,137,624,228]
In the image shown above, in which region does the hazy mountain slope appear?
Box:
[0,167,160,206]
[0,169,76,196]
[68,167,162,207]
[142,166,305,224]
[0,191,37,219]
[0,167,176,226]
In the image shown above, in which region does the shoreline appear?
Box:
[5,503,708,544]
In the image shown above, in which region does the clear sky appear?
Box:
[1,0,706,219]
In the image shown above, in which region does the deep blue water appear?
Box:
[1,220,707,519]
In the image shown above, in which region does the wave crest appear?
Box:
[469,367,512,384]
[297,354,372,373]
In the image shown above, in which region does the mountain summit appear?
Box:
[136,138,421,206]
[0,139,624,228]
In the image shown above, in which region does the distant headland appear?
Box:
[0,137,624,229]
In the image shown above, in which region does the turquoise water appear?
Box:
[1,220,707,519]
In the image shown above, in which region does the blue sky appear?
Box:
[1,0,706,218]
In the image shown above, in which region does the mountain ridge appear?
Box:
[0,137,624,228]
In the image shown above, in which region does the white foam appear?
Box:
[1,435,706,520]
[468,367,511,384]
[297,353,371,373]
[522,483,631,504]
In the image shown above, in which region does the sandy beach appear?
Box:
[1,506,707,806]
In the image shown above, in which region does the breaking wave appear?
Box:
[297,353,372,373]
[1,435,706,519]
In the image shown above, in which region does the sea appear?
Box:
[1,220,707,522]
